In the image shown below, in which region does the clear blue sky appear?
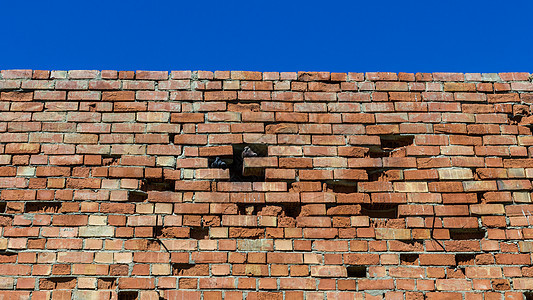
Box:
[1,0,532,72]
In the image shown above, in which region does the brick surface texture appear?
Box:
[0,69,533,299]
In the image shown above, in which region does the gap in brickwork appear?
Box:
[281,203,301,219]
[361,204,399,219]
[476,192,484,203]
[325,181,357,193]
[172,263,203,276]
[229,144,267,182]
[25,202,61,213]
[346,266,367,278]
[168,133,178,144]
[190,227,209,240]
[366,169,401,182]
[525,292,533,300]
[369,135,414,158]
[455,254,476,266]
[449,229,486,240]
[118,291,138,300]
[366,169,385,181]
[142,179,175,192]
[400,254,419,265]
[509,104,530,125]
[127,190,148,202]
[0,202,6,213]
[102,154,121,166]
[237,204,255,215]
[97,277,117,289]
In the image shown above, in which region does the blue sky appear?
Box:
[1,0,532,72]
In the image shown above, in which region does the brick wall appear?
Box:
[0,69,533,299]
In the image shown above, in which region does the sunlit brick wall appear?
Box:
[1,70,533,299]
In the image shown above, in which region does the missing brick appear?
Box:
[361,203,399,219]
[0,202,5,213]
[455,254,476,266]
[229,144,267,182]
[172,263,209,276]
[172,263,194,274]
[366,169,385,181]
[325,182,357,193]
[25,202,61,213]
[168,133,178,144]
[190,227,209,240]
[366,169,402,182]
[208,156,230,169]
[282,203,301,219]
[381,135,414,149]
[118,291,138,300]
[449,229,486,240]
[524,292,533,300]
[102,154,121,166]
[509,105,530,125]
[476,192,483,203]
[509,114,524,125]
[142,179,175,192]
[97,277,117,289]
[237,204,256,215]
[346,266,367,278]
[400,254,419,265]
[128,190,148,202]
[369,135,414,158]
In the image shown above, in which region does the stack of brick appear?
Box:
[0,69,533,299]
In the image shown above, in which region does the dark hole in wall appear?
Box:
[237,204,255,216]
[168,133,178,144]
[346,266,367,278]
[380,135,414,150]
[400,254,419,265]
[325,182,357,193]
[0,202,5,213]
[455,254,476,266]
[142,179,175,192]
[229,144,267,182]
[25,202,61,213]
[361,204,398,219]
[172,263,198,276]
[366,169,385,181]
[282,203,301,219]
[97,277,117,289]
[525,292,533,300]
[118,291,138,300]
[369,135,414,158]
[476,192,483,203]
[190,227,209,240]
[449,229,486,240]
[509,114,523,124]
[128,190,148,202]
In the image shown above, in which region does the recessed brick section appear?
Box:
[0,70,531,298]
